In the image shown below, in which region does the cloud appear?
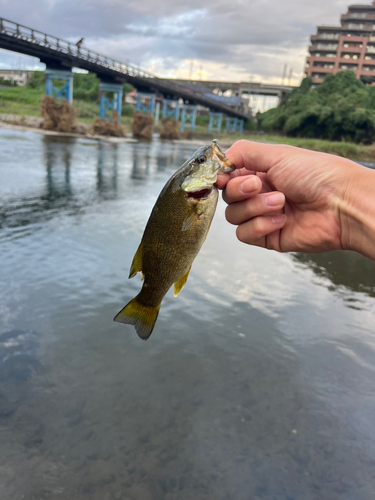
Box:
[0,0,356,84]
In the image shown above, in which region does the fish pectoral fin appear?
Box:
[114,295,160,340]
[181,209,197,232]
[129,242,144,279]
[173,266,192,297]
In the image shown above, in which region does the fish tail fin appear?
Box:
[113,296,160,341]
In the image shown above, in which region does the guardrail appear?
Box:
[0,17,155,79]
[0,17,249,118]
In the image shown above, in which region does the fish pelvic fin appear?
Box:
[173,266,192,297]
[113,296,160,341]
[129,242,144,279]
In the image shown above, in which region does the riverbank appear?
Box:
[0,112,374,161]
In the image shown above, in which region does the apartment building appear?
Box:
[306,1,375,84]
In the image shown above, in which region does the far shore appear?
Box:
[0,113,374,163]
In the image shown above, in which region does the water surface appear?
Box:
[1,129,375,500]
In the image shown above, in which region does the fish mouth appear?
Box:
[187,188,212,199]
[212,139,234,173]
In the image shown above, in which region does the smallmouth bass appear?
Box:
[114,140,234,340]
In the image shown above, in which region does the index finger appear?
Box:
[216,167,256,190]
[225,140,296,173]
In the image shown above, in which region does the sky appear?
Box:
[0,0,362,86]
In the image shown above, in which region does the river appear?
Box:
[1,128,375,500]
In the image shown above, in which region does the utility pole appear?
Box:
[288,68,293,86]
[189,61,194,80]
[249,74,253,115]
[281,64,287,85]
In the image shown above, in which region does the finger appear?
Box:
[225,140,300,173]
[225,192,285,226]
[216,173,230,190]
[216,166,255,190]
[222,175,262,204]
[236,215,287,247]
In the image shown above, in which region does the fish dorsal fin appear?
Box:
[173,266,192,297]
[181,208,197,232]
[129,241,144,279]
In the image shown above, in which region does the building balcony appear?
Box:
[338,63,359,70]
[311,76,325,84]
[307,55,338,63]
[340,44,363,52]
[341,23,372,32]
[340,53,362,60]
[311,33,341,41]
[308,44,338,52]
[341,12,373,21]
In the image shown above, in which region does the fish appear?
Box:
[114,139,234,340]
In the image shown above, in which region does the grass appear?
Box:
[194,131,375,162]
[0,86,374,162]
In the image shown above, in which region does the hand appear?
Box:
[217,140,372,256]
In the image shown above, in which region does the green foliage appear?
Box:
[121,104,134,117]
[0,85,43,105]
[196,115,210,126]
[72,72,99,101]
[0,77,14,86]
[243,117,257,131]
[27,71,44,89]
[259,71,375,143]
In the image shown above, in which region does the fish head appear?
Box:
[181,140,235,196]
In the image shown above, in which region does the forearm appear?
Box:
[339,163,375,260]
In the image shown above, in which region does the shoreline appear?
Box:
[0,117,374,162]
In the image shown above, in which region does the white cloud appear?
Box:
[0,0,357,85]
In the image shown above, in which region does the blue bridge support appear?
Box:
[180,105,197,133]
[226,117,244,134]
[99,83,123,122]
[208,112,223,134]
[162,99,180,120]
[136,93,156,115]
[45,69,73,103]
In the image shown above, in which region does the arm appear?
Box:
[217,140,375,261]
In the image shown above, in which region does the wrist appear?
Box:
[338,163,375,260]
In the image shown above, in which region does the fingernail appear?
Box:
[240,178,257,193]
[265,192,285,208]
[271,214,287,225]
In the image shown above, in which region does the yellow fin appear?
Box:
[129,242,144,279]
[113,295,160,340]
[173,266,191,297]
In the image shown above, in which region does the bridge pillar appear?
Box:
[99,83,123,122]
[226,117,244,134]
[208,112,222,134]
[162,99,180,120]
[180,105,197,133]
[45,69,73,103]
[136,93,156,115]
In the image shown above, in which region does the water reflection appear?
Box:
[44,135,73,199]
[131,146,150,179]
[96,142,118,196]
[293,251,375,299]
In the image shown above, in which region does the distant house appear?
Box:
[306,0,375,85]
[0,69,34,86]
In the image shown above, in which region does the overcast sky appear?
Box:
[0,0,360,85]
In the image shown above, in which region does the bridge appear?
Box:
[0,17,249,123]
[171,79,296,104]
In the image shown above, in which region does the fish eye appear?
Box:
[197,155,206,164]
